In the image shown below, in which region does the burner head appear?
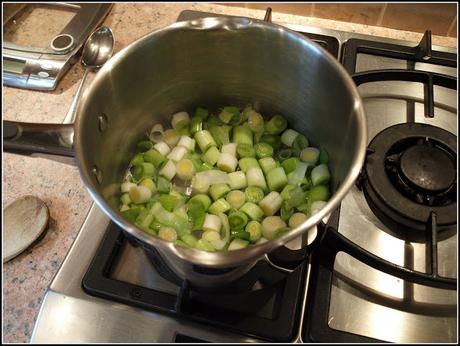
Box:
[363,123,457,242]
[399,143,455,194]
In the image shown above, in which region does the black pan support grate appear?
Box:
[82,222,308,342]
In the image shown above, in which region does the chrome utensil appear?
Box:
[63,26,114,124]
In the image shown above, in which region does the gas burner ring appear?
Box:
[363,123,457,241]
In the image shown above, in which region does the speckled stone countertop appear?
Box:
[2,3,456,343]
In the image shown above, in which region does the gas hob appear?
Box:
[31,10,457,343]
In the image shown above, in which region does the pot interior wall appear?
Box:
[78,19,360,208]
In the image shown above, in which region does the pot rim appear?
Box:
[74,15,367,268]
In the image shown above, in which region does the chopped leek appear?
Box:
[226,190,246,209]
[238,157,260,173]
[228,211,249,230]
[300,147,320,165]
[240,202,264,221]
[202,146,220,166]
[245,221,262,243]
[177,136,195,151]
[153,141,171,156]
[281,129,299,147]
[158,227,178,242]
[219,106,242,125]
[228,171,247,190]
[221,142,238,157]
[120,193,131,205]
[261,216,287,240]
[319,148,329,164]
[281,157,299,174]
[237,143,256,158]
[208,198,231,215]
[311,164,331,186]
[233,124,253,146]
[150,202,190,237]
[259,157,277,175]
[176,159,195,180]
[167,146,187,162]
[209,183,230,201]
[292,134,309,152]
[244,186,264,204]
[254,142,274,159]
[266,167,288,191]
[163,129,180,148]
[228,238,249,251]
[187,194,211,210]
[259,134,281,150]
[288,212,308,228]
[129,185,152,204]
[259,191,283,216]
[265,115,287,135]
[194,130,217,152]
[139,178,156,193]
[203,213,222,233]
[209,125,231,148]
[159,160,176,181]
[144,149,166,168]
[247,167,267,190]
[309,184,330,202]
[217,152,238,172]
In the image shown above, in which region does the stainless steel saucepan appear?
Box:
[3,16,367,287]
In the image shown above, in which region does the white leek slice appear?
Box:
[261,216,287,240]
[177,135,194,151]
[259,191,283,216]
[221,142,238,157]
[195,170,230,185]
[246,167,267,190]
[121,181,137,193]
[176,159,195,180]
[311,164,331,186]
[281,129,300,147]
[163,129,180,148]
[228,171,247,190]
[300,147,320,165]
[288,212,308,228]
[191,175,210,194]
[171,111,191,128]
[167,146,187,162]
[287,162,308,185]
[226,190,246,209]
[217,152,238,172]
[311,201,327,215]
[202,230,226,250]
[203,213,222,233]
[153,141,171,156]
[129,185,152,204]
[228,238,249,250]
[120,204,130,212]
[159,160,176,181]
[158,227,178,242]
[149,123,164,143]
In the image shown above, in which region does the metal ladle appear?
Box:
[63,26,114,124]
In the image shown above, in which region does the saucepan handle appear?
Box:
[3,120,75,157]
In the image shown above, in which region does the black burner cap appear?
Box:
[399,144,455,193]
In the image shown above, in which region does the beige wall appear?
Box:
[222,3,457,37]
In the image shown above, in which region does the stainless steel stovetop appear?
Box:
[31,11,457,343]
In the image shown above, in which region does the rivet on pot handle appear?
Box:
[3,120,74,157]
